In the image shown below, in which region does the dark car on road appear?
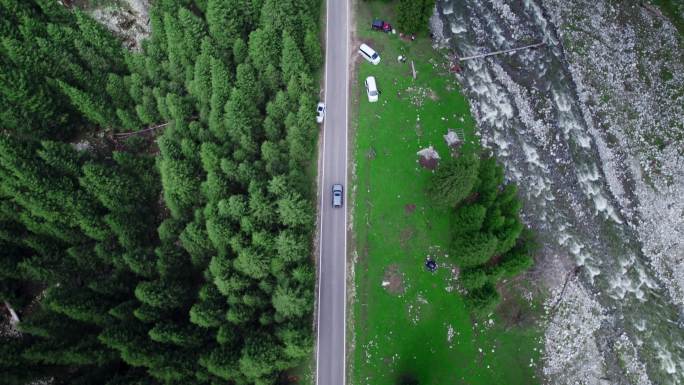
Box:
[332,184,343,208]
[371,19,392,33]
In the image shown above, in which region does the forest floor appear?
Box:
[349,1,543,384]
[72,0,151,50]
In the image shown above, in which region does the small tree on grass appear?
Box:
[428,154,480,207]
[464,282,500,318]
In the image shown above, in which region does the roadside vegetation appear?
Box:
[352,1,540,384]
[0,0,321,384]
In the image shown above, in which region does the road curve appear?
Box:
[315,0,349,384]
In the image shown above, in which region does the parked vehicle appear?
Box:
[371,19,392,32]
[316,102,325,123]
[358,43,380,65]
[332,184,343,208]
[365,76,378,102]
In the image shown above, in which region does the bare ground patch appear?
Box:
[366,147,376,160]
[382,264,405,295]
[418,156,438,170]
[405,86,435,107]
[404,203,416,214]
[398,226,415,249]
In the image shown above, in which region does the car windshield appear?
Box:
[372,53,378,59]
[370,91,377,96]
[318,106,323,112]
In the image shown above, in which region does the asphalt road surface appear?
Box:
[315,0,349,384]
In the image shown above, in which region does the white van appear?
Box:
[365,76,378,102]
[359,43,381,65]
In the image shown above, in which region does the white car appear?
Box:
[316,102,325,123]
[365,76,378,102]
[359,43,380,65]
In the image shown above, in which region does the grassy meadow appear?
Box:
[350,2,542,384]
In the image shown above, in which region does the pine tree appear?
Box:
[163,11,187,82]
[452,204,487,235]
[281,30,306,85]
[73,9,126,72]
[191,38,214,122]
[464,282,500,317]
[272,282,312,318]
[247,27,281,73]
[303,26,322,70]
[397,0,435,34]
[239,332,287,381]
[148,320,207,347]
[277,192,313,228]
[208,58,232,137]
[201,344,243,381]
[206,0,251,51]
[428,154,480,207]
[57,80,116,128]
[178,7,207,62]
[233,38,248,65]
[135,279,191,310]
[158,135,203,220]
[190,283,227,328]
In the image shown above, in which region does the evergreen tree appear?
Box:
[248,27,281,73]
[191,38,214,122]
[303,26,322,70]
[428,154,480,207]
[57,80,117,128]
[207,0,251,50]
[281,31,306,85]
[208,57,232,136]
[397,0,435,34]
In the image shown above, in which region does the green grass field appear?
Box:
[350,2,542,384]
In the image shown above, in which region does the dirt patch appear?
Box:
[398,226,415,248]
[366,147,376,160]
[404,204,416,214]
[419,156,438,169]
[405,86,435,107]
[382,264,405,295]
[495,278,543,330]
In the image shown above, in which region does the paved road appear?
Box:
[315,0,349,384]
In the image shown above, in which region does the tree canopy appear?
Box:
[428,151,534,316]
[0,0,322,383]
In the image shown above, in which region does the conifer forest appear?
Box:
[0,0,322,384]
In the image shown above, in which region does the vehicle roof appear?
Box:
[365,76,377,89]
[359,43,375,53]
[332,183,343,189]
